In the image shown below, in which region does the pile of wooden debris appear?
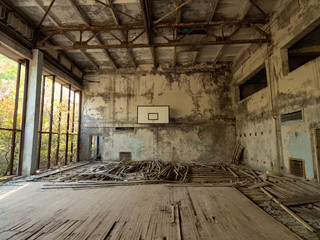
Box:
[82,160,189,181]
[53,160,190,182]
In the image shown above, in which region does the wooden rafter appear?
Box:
[33,0,83,78]
[66,0,118,70]
[35,0,99,70]
[40,19,269,32]
[37,0,56,28]
[213,0,252,65]
[173,0,182,68]
[193,0,219,65]
[39,38,271,50]
[105,0,137,69]
[94,0,141,23]
[140,0,157,68]
[81,49,99,70]
[34,0,59,26]
[153,0,192,25]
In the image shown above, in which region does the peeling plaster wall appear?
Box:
[80,71,235,164]
[233,0,320,179]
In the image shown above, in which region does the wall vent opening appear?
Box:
[115,127,135,133]
[0,4,6,20]
[239,67,268,100]
[119,152,132,162]
[6,12,34,41]
[280,110,303,124]
[289,158,305,177]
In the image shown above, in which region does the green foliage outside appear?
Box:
[0,54,79,176]
[0,54,23,176]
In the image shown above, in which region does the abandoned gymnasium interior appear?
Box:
[0,0,320,239]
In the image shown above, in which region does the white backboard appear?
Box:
[137,105,169,124]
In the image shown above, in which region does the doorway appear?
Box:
[90,135,102,161]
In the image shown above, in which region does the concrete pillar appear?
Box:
[22,49,43,175]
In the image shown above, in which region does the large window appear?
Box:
[0,53,81,177]
[288,25,320,72]
[0,54,27,176]
[37,76,81,170]
[239,67,268,100]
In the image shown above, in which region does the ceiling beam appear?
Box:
[94,0,141,23]
[34,0,98,71]
[154,0,192,25]
[213,0,252,65]
[33,0,85,78]
[66,0,118,70]
[34,0,60,26]
[39,38,271,50]
[80,50,99,70]
[105,0,137,69]
[37,0,56,28]
[193,0,219,65]
[140,0,157,68]
[248,0,268,18]
[206,0,219,22]
[40,19,268,32]
[173,0,182,68]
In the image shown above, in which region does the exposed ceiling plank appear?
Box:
[193,0,219,65]
[206,0,219,22]
[140,0,157,68]
[81,50,99,70]
[66,0,118,70]
[213,0,252,65]
[37,0,56,28]
[94,0,141,23]
[33,0,87,75]
[105,0,137,69]
[40,38,271,50]
[66,0,92,25]
[248,0,268,18]
[154,0,192,25]
[173,0,182,68]
[33,0,60,26]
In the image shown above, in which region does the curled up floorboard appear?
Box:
[0,182,300,240]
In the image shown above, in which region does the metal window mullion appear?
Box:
[77,91,82,162]
[64,84,71,165]
[55,84,63,165]
[9,62,22,175]
[70,90,76,163]
[47,76,55,169]
[18,60,29,175]
[36,76,46,170]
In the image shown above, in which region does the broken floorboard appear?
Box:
[0,183,300,240]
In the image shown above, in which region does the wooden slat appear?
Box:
[0,183,300,239]
[278,195,320,206]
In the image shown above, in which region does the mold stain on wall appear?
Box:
[233,0,320,179]
[80,70,235,164]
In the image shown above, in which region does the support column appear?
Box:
[22,49,43,175]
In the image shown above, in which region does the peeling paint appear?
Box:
[80,71,235,164]
[233,0,320,179]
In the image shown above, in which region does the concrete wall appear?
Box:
[80,71,235,164]
[233,0,320,180]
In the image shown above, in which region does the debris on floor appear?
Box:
[2,161,320,239]
[33,161,261,188]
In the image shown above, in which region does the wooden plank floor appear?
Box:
[0,183,300,240]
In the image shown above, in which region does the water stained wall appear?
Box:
[233,0,320,180]
[80,70,235,164]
